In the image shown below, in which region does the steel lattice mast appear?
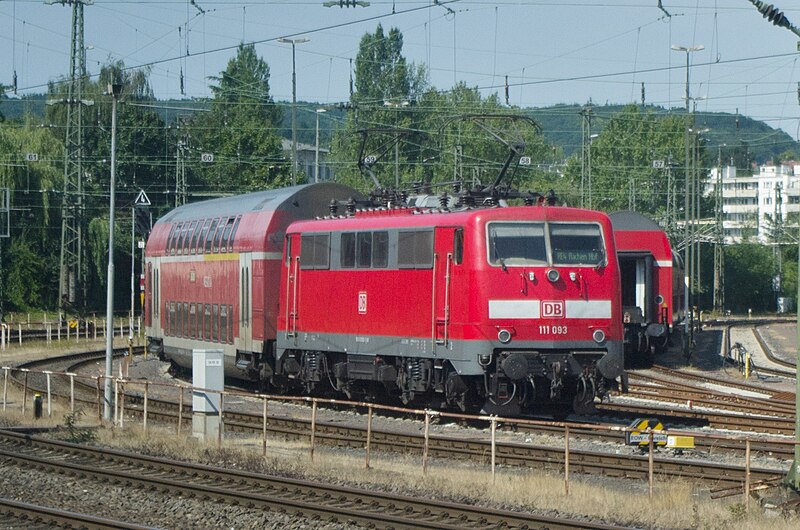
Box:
[48,0,93,312]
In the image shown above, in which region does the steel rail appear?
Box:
[0,430,623,530]
[0,497,155,529]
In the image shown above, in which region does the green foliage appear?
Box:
[61,410,96,443]
[4,237,45,310]
[191,44,288,192]
[724,244,775,312]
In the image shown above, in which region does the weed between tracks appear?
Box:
[89,425,798,530]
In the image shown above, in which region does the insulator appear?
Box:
[523,193,535,206]
[439,191,449,209]
[546,189,558,206]
[346,197,356,215]
[329,199,339,216]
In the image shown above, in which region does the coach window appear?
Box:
[213,217,228,253]
[228,216,241,253]
[219,305,228,343]
[220,217,235,253]
[205,219,219,254]
[549,223,605,266]
[398,230,434,269]
[169,302,176,336]
[177,223,190,255]
[373,231,389,268]
[212,304,219,342]
[300,234,330,269]
[454,229,464,265]
[169,223,182,256]
[340,233,356,268]
[183,221,197,254]
[197,219,212,254]
[205,218,220,253]
[228,304,234,343]
[166,224,177,256]
[196,305,203,340]
[189,303,196,338]
[183,302,189,337]
[204,304,212,341]
[189,220,204,255]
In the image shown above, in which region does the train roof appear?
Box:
[156,183,362,225]
[608,211,663,232]
[288,204,613,233]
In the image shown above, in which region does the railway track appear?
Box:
[6,349,793,490]
[0,429,624,530]
[0,497,153,530]
[753,326,797,372]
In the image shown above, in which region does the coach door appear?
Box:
[433,227,460,348]
[239,253,253,352]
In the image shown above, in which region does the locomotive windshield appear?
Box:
[488,223,547,266]
[549,223,605,265]
[487,221,605,267]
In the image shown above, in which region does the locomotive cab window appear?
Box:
[340,233,356,268]
[300,234,330,269]
[398,230,434,269]
[487,223,546,266]
[357,232,372,268]
[549,223,605,266]
[373,231,389,268]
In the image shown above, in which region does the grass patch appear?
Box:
[90,425,799,530]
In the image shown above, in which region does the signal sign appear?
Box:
[25,153,39,162]
[519,156,532,166]
[134,190,151,207]
[201,153,214,163]
[652,160,665,169]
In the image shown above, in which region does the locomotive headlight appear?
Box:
[498,329,512,344]
[546,268,560,283]
[592,329,606,344]
[655,294,665,306]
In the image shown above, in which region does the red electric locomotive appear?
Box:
[276,203,625,415]
[145,182,626,416]
[610,211,685,365]
[144,183,364,380]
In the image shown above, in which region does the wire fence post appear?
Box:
[44,371,52,417]
[262,396,268,457]
[143,382,149,435]
[217,392,224,449]
[365,404,373,469]
[96,377,102,423]
[310,398,317,462]
[21,370,28,415]
[113,378,119,427]
[17,323,21,346]
[177,386,184,435]
[490,416,497,483]
[119,381,125,430]
[564,424,570,496]
[423,410,431,475]
[2,367,8,411]
[69,374,75,414]
[648,431,654,498]
[745,439,751,511]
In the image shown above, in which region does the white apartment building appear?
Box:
[710,162,800,243]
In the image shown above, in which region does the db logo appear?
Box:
[358,291,367,314]
[542,300,564,318]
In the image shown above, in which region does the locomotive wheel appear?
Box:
[480,397,521,417]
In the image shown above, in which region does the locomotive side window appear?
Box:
[373,231,389,268]
[357,232,372,268]
[300,234,330,269]
[398,230,434,269]
[550,223,605,266]
[189,220,204,255]
[487,223,546,266]
[454,229,464,265]
[205,218,220,253]
[340,233,356,268]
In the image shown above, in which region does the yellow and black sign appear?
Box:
[625,418,668,446]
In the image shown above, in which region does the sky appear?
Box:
[3,0,800,139]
